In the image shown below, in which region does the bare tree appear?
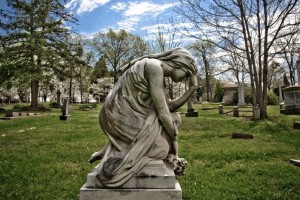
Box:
[189,41,216,102]
[275,34,300,85]
[145,22,185,99]
[175,0,300,118]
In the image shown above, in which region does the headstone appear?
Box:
[253,107,260,120]
[60,97,70,120]
[185,98,198,117]
[237,83,247,107]
[218,104,223,114]
[233,106,239,117]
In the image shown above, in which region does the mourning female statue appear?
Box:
[88,47,197,187]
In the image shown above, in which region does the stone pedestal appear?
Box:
[185,98,198,117]
[80,160,182,200]
[185,108,199,117]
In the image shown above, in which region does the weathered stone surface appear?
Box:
[222,84,238,105]
[85,160,175,189]
[81,160,182,200]
[80,180,182,200]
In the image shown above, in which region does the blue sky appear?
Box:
[65,0,180,38]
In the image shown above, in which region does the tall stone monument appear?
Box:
[281,60,300,114]
[237,83,247,107]
[80,48,197,200]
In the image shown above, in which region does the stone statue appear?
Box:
[88,47,197,187]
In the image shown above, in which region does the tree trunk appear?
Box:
[31,79,39,108]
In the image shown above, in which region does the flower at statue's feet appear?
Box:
[164,154,188,176]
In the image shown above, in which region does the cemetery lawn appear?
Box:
[0,104,300,200]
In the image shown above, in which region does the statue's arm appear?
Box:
[145,61,177,140]
[168,74,198,112]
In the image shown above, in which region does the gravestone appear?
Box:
[237,83,247,107]
[281,60,300,114]
[185,98,198,117]
[222,84,238,105]
[253,107,260,120]
[233,106,239,117]
[60,97,70,120]
[218,105,223,114]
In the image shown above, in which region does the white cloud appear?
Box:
[141,23,194,34]
[111,1,176,32]
[66,0,111,14]
[124,2,174,17]
[117,16,140,31]
[111,2,127,11]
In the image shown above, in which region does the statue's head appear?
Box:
[154,47,197,76]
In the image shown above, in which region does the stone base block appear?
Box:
[80,180,182,200]
[60,115,70,121]
[86,160,175,189]
[185,111,198,117]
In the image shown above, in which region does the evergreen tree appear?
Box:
[0,0,77,109]
[90,57,109,83]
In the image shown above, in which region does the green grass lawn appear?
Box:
[0,104,299,199]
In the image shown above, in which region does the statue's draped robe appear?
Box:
[98,58,169,187]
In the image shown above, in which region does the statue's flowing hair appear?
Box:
[118,47,197,77]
